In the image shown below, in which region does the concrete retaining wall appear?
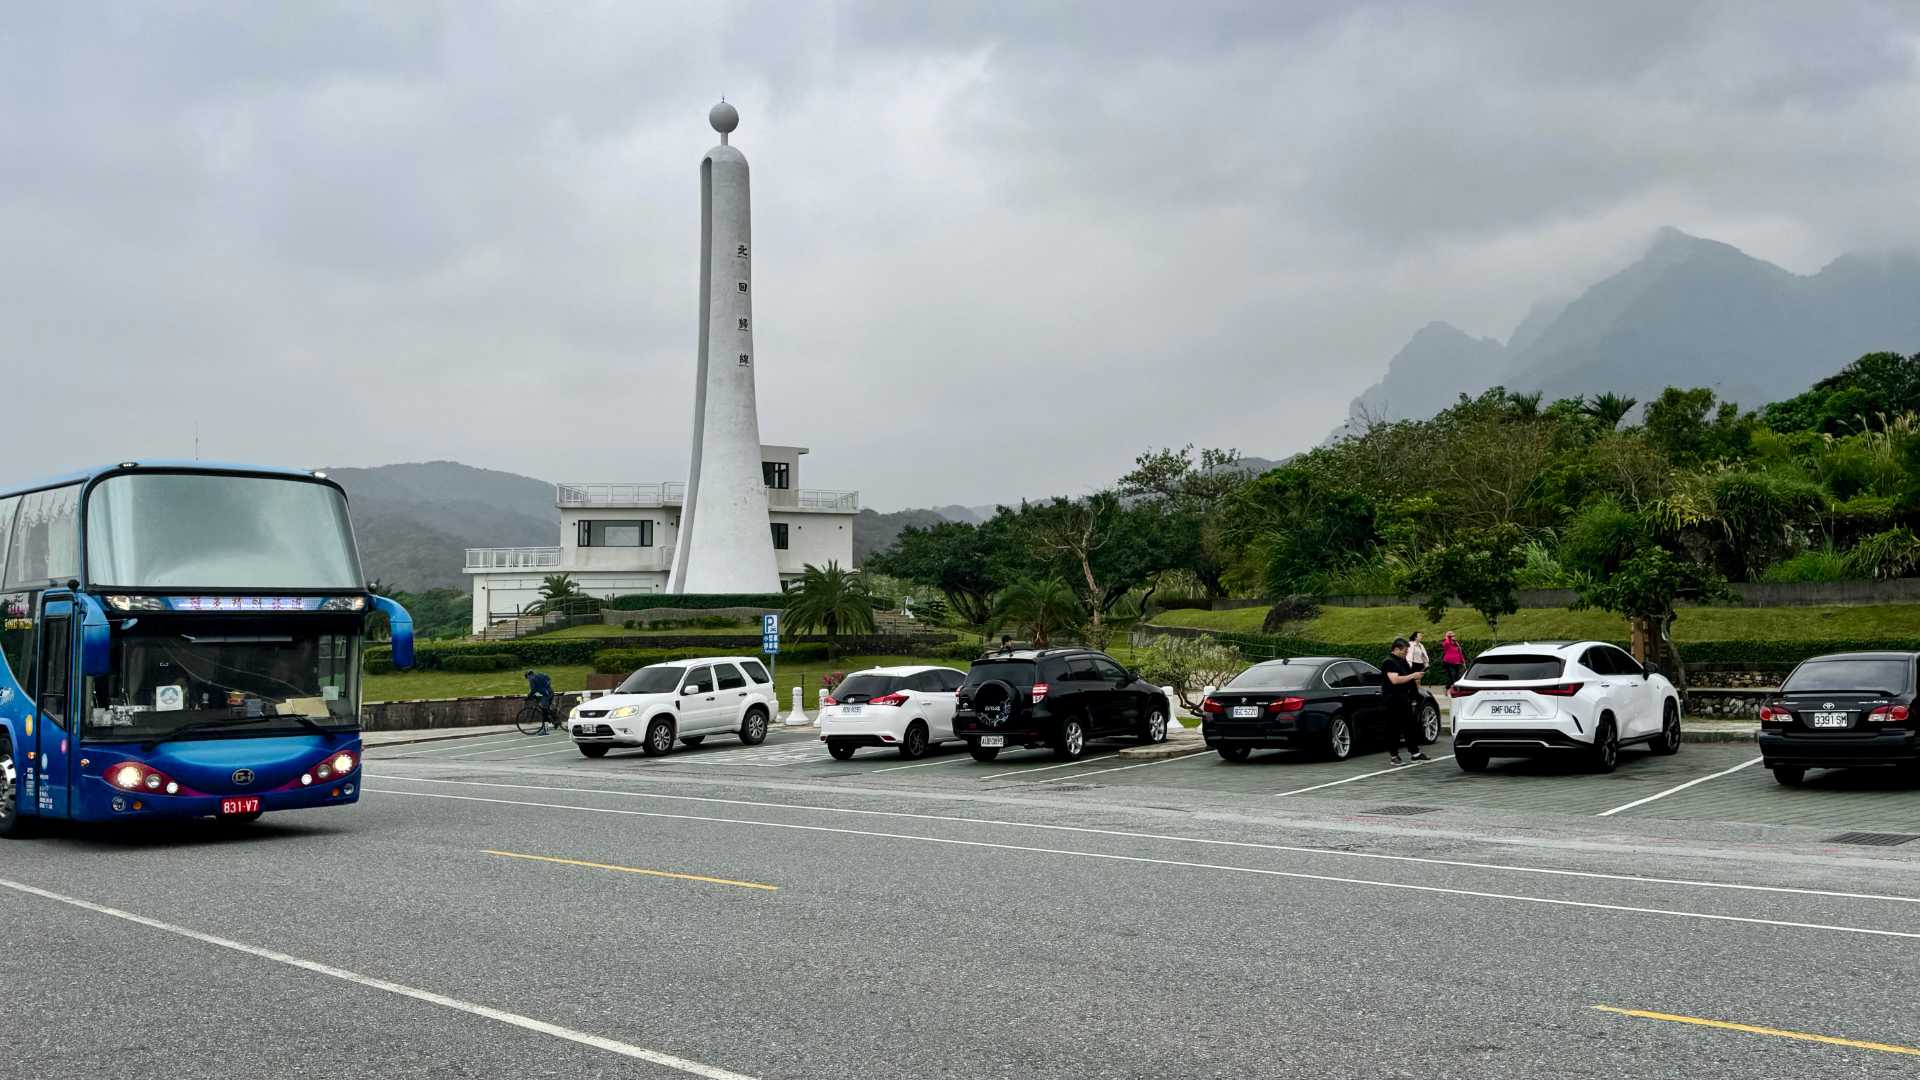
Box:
[602,606,775,627]
[360,692,590,732]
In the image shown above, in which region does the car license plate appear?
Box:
[1812,711,1850,728]
[1232,705,1260,719]
[978,735,1005,748]
[841,705,862,715]
[219,797,261,816]
[1489,702,1523,717]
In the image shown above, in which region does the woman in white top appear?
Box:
[1406,630,1430,673]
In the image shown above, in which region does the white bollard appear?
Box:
[815,688,831,728]
[1161,686,1185,729]
[783,685,810,727]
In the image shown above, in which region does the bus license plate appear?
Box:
[978,735,1005,748]
[220,797,261,816]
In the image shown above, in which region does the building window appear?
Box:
[770,522,789,550]
[578,519,653,547]
[762,462,790,490]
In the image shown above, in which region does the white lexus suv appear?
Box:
[569,656,776,759]
[818,665,967,760]
[1449,641,1682,773]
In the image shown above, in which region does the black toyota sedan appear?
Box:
[1758,651,1919,786]
[1200,656,1441,762]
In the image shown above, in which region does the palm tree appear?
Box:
[988,577,1083,648]
[1582,392,1640,431]
[1504,390,1545,420]
[783,561,875,658]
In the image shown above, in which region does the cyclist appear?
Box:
[524,669,555,734]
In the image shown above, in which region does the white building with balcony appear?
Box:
[463,445,855,634]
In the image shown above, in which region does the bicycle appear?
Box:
[516,698,559,736]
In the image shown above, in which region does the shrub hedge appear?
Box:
[367,633,955,673]
[441,653,516,673]
[606,593,786,611]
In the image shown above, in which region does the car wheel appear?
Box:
[1590,718,1619,773]
[579,744,610,759]
[1772,765,1806,787]
[1217,746,1252,763]
[1325,715,1354,761]
[968,742,1001,762]
[1651,701,1682,755]
[827,742,858,761]
[1456,748,1489,772]
[680,735,706,747]
[900,722,930,759]
[738,708,769,746]
[1054,717,1088,760]
[1418,700,1442,745]
[0,735,23,839]
[1140,706,1168,744]
[640,718,675,757]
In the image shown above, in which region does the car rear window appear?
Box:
[834,674,901,699]
[965,659,1037,687]
[740,660,771,684]
[1225,663,1318,691]
[1782,659,1913,695]
[1464,654,1565,681]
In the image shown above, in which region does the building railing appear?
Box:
[555,482,858,512]
[465,546,563,570]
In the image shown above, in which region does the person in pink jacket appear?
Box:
[1440,631,1467,685]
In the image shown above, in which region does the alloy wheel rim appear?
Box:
[1331,719,1351,757]
[749,715,766,739]
[1066,723,1083,755]
[0,748,14,824]
[1422,706,1440,741]
[654,726,672,751]
[1150,712,1166,741]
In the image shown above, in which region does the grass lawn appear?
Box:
[364,665,596,702]
[1148,603,1920,643]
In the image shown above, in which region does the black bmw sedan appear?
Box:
[1201,656,1442,762]
[1758,651,1919,786]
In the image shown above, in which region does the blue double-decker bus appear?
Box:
[0,462,412,836]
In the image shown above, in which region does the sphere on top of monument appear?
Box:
[709,100,739,135]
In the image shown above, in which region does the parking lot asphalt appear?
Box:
[7,727,1920,1079]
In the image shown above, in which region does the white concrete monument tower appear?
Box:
[668,101,782,594]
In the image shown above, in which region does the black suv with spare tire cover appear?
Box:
[952,648,1170,761]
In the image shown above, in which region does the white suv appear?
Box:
[818,665,967,760]
[1449,641,1681,773]
[569,656,777,758]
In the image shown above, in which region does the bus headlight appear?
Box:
[108,762,181,794]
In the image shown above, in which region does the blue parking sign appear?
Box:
[762,613,780,655]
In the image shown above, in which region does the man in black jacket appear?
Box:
[1380,638,1429,766]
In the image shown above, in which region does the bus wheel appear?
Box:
[0,734,25,838]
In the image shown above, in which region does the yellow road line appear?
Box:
[1594,1006,1920,1057]
[482,850,778,891]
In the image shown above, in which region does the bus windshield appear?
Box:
[86,473,362,589]
[83,617,360,741]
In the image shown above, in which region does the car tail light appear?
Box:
[1534,683,1584,697]
[108,762,181,795]
[1759,705,1788,722]
[822,695,839,707]
[1267,696,1306,713]
[1868,705,1910,722]
[1031,682,1050,704]
[1200,697,1224,714]
[870,692,909,707]
[1448,685,1478,698]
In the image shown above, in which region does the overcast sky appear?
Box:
[4,3,1917,510]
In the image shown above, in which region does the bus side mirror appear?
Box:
[371,595,415,669]
[77,594,112,677]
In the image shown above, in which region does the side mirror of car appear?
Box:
[683,685,699,696]
[1644,663,1662,678]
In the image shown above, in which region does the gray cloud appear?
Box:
[1,1,1915,511]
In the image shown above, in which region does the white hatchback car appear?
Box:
[569,656,777,759]
[818,665,968,760]
[1450,640,1682,772]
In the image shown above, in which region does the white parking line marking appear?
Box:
[368,774,1920,907]
[1272,756,1453,797]
[976,752,1119,782]
[363,788,1920,941]
[1596,757,1764,817]
[1025,750,1215,784]
[868,750,976,773]
[0,878,760,1080]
